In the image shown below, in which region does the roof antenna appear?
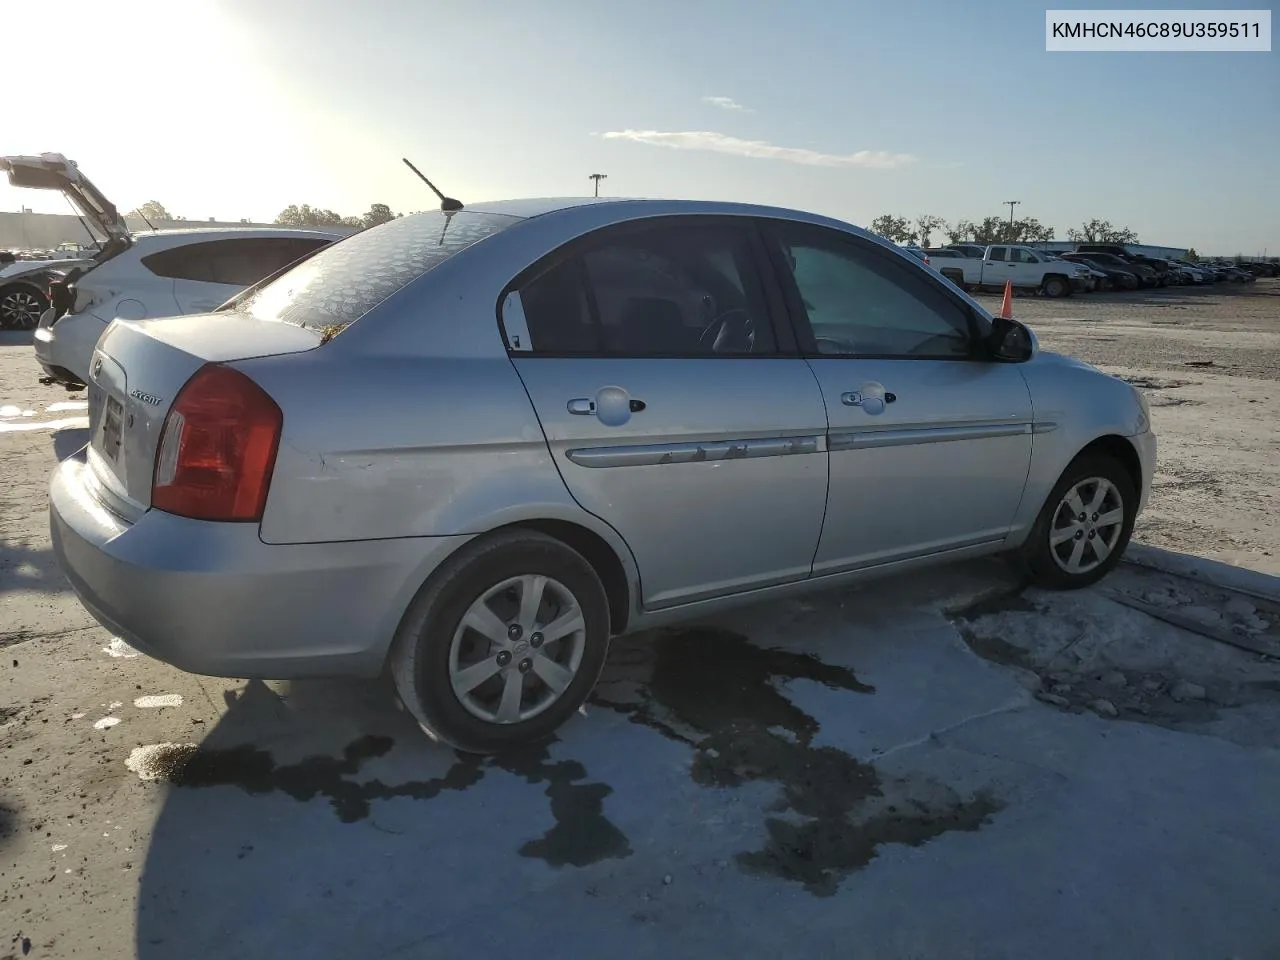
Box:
[402,158,463,212]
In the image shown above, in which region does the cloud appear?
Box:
[702,95,751,112]
[599,130,917,169]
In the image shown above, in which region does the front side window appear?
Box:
[512,221,775,357]
[770,225,973,359]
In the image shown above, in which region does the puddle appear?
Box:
[495,743,633,867]
[123,736,484,823]
[593,628,1003,895]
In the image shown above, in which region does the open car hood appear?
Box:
[0,153,130,245]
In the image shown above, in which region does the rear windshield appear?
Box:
[239,210,517,332]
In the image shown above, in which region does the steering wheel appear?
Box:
[697,308,756,353]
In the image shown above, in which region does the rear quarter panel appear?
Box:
[244,238,636,583]
[1007,351,1149,544]
[248,347,587,545]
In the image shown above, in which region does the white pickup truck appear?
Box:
[926,245,1092,298]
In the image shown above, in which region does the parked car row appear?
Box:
[912,241,1273,297]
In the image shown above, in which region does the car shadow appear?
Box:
[0,536,74,596]
[128,559,1030,958]
[52,425,90,462]
[0,329,35,347]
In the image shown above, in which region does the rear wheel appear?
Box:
[390,530,612,754]
[1018,454,1136,589]
[0,286,47,330]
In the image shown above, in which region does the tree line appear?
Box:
[868,214,1139,248]
[127,200,403,231]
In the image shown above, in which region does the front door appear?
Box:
[761,222,1034,575]
[502,217,829,609]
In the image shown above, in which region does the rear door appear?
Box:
[502,216,830,610]
[982,246,1011,286]
[760,220,1033,574]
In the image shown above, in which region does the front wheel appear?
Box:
[390,530,612,754]
[1018,454,1137,589]
[1042,276,1069,298]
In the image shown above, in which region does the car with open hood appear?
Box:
[0,153,343,385]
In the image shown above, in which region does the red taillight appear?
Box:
[151,364,282,522]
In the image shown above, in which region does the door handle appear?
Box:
[568,397,647,415]
[842,391,896,406]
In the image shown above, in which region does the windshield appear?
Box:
[239,210,517,332]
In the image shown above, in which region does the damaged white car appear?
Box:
[0,154,343,387]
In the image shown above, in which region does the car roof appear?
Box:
[461,196,861,230]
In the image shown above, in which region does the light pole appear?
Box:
[1003,200,1021,229]
[588,173,608,197]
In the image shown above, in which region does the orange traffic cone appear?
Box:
[999,280,1014,319]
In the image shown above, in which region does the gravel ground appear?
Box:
[2,283,1280,959]
[976,278,1280,381]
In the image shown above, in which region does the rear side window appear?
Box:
[509,221,776,357]
[141,237,332,286]
[241,212,516,332]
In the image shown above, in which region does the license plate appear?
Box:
[100,396,123,464]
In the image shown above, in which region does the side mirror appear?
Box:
[987,315,1034,362]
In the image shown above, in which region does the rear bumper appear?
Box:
[34,309,105,385]
[49,458,471,679]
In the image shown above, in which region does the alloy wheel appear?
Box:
[0,290,44,330]
[1048,477,1125,575]
[448,574,587,724]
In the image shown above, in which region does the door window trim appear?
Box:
[756,218,993,363]
[496,214,799,359]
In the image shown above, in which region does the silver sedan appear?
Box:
[49,198,1156,752]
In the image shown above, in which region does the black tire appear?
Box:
[0,284,48,330]
[390,529,612,754]
[1042,275,1069,298]
[1017,453,1137,590]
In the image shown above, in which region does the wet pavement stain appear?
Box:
[594,627,1004,895]
[125,733,632,865]
[126,736,483,822]
[495,743,633,867]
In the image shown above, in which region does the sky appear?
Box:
[3,0,1277,254]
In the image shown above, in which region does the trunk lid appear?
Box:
[84,312,322,518]
[0,153,130,245]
